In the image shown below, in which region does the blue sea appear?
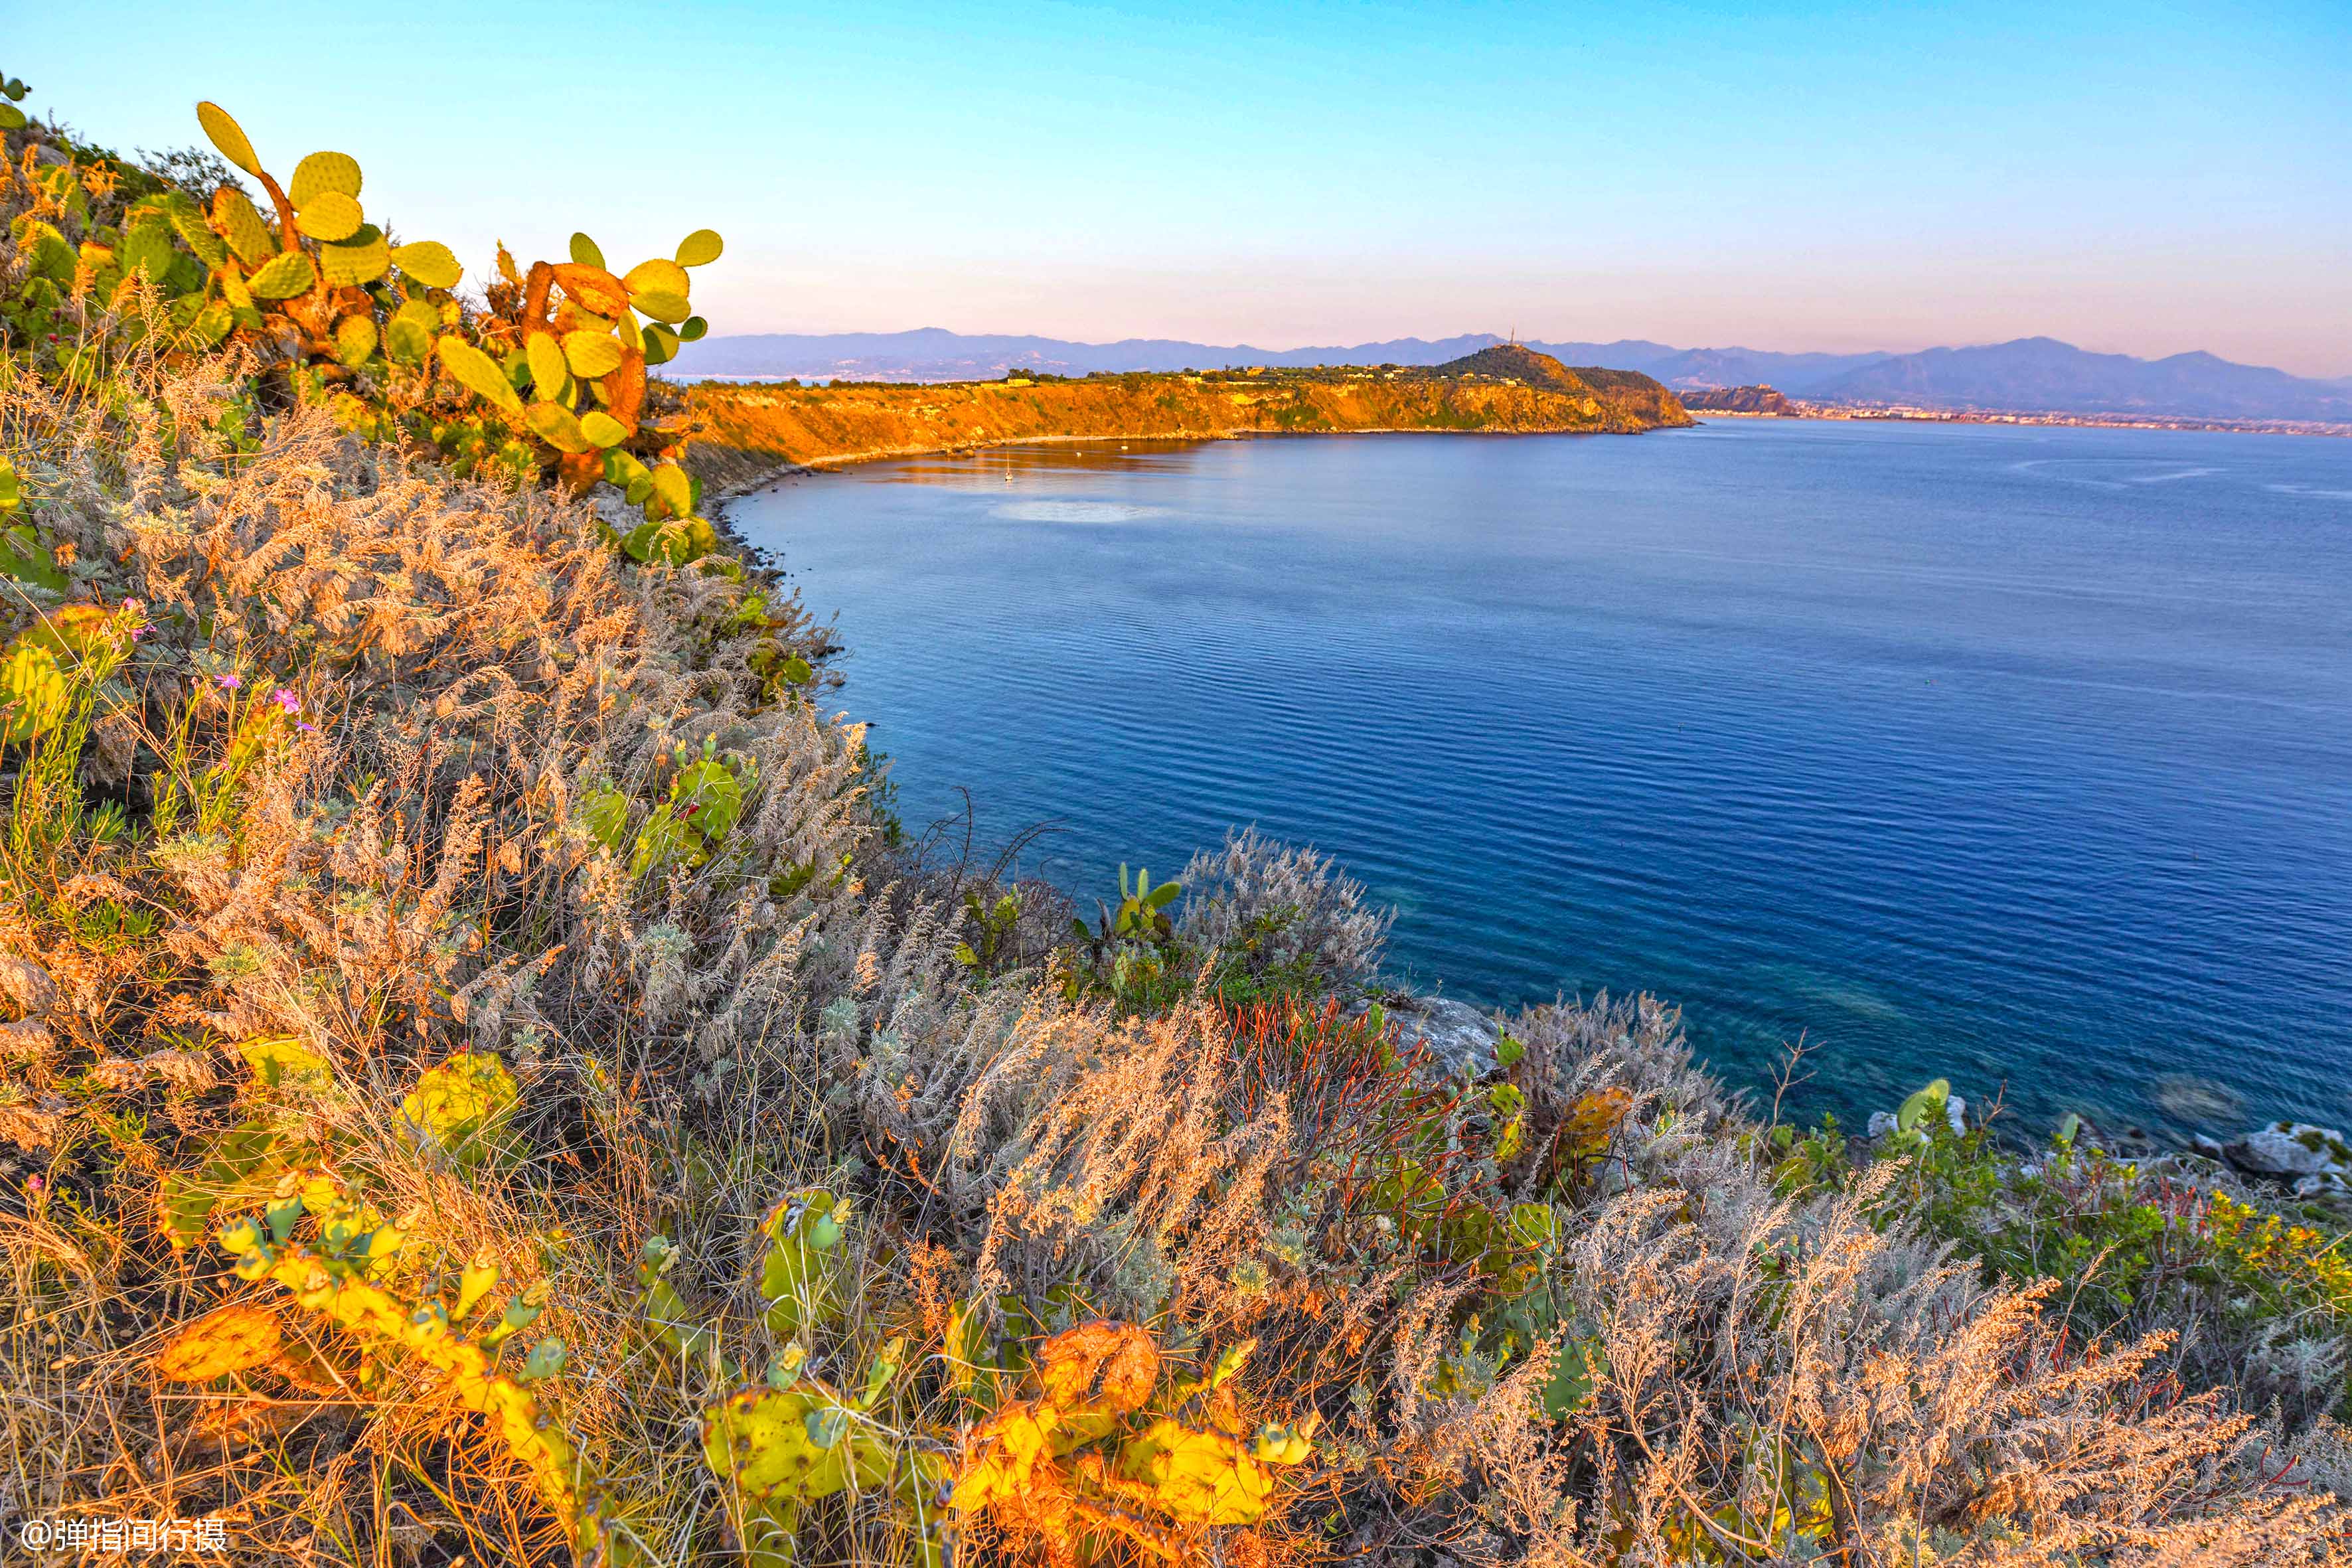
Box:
[728,420,2352,1138]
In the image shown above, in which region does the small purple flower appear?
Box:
[270,688,301,716]
[215,673,240,690]
[297,721,319,734]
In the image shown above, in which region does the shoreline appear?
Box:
[700,422,1682,502]
[1712,407,2352,438]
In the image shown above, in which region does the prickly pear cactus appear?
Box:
[400,1050,520,1168]
[953,1320,1318,1555]
[757,1189,846,1340]
[1,90,730,564]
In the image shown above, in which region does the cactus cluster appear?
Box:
[1,91,726,566]
[212,1177,633,1565]
[634,1194,952,1567]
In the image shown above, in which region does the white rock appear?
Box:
[1866,1111,1898,1138]
[2224,1123,2352,1180]
[1355,994,1501,1079]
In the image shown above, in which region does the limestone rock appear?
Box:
[2225,1123,2352,1182]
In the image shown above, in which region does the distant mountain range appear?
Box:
[674,330,2352,424]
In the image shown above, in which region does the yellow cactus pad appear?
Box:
[154,1304,282,1382]
[295,191,363,242]
[562,329,625,379]
[438,338,524,416]
[390,241,463,291]
[288,150,362,206]
[195,101,261,177]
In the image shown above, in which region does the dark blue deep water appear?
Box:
[730,420,2352,1137]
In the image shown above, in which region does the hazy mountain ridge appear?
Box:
[678,329,2351,423]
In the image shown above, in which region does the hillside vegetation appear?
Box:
[2,74,2350,1568]
[685,353,1688,487]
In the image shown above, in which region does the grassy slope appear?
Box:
[5,102,2352,1568]
[682,367,1691,487]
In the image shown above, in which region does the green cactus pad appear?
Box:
[569,232,606,271]
[1,641,70,744]
[674,229,724,268]
[319,226,389,286]
[195,102,263,178]
[386,318,433,366]
[524,402,592,454]
[119,219,179,283]
[249,251,319,301]
[439,337,524,416]
[579,411,630,449]
[295,191,364,243]
[333,314,378,368]
[562,331,625,379]
[168,206,226,270]
[212,188,275,267]
[641,323,682,364]
[390,241,463,291]
[679,315,708,342]
[288,150,363,206]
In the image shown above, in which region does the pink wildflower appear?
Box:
[270,688,301,715]
[215,673,240,690]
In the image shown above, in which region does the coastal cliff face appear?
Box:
[683,358,1690,487]
[1679,382,1797,414]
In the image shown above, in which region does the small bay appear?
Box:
[729,419,2352,1137]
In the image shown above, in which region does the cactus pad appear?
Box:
[631,289,693,325]
[389,241,463,291]
[169,206,226,270]
[568,232,606,270]
[579,411,630,449]
[438,337,524,416]
[561,330,624,378]
[295,191,364,242]
[195,101,262,177]
[525,333,568,398]
[212,187,276,267]
[674,228,724,268]
[153,1304,283,1382]
[248,250,318,301]
[757,1190,845,1338]
[288,150,363,206]
[333,314,378,368]
[623,258,690,299]
[400,1050,520,1167]
[524,402,592,455]
[319,227,390,286]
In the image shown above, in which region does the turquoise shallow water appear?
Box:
[728,419,2352,1138]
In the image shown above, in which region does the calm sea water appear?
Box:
[729,420,2352,1138]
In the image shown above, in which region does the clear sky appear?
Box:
[17,2,2352,375]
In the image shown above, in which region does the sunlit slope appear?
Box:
[684,359,1690,483]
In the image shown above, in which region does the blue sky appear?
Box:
[19,2,2351,374]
